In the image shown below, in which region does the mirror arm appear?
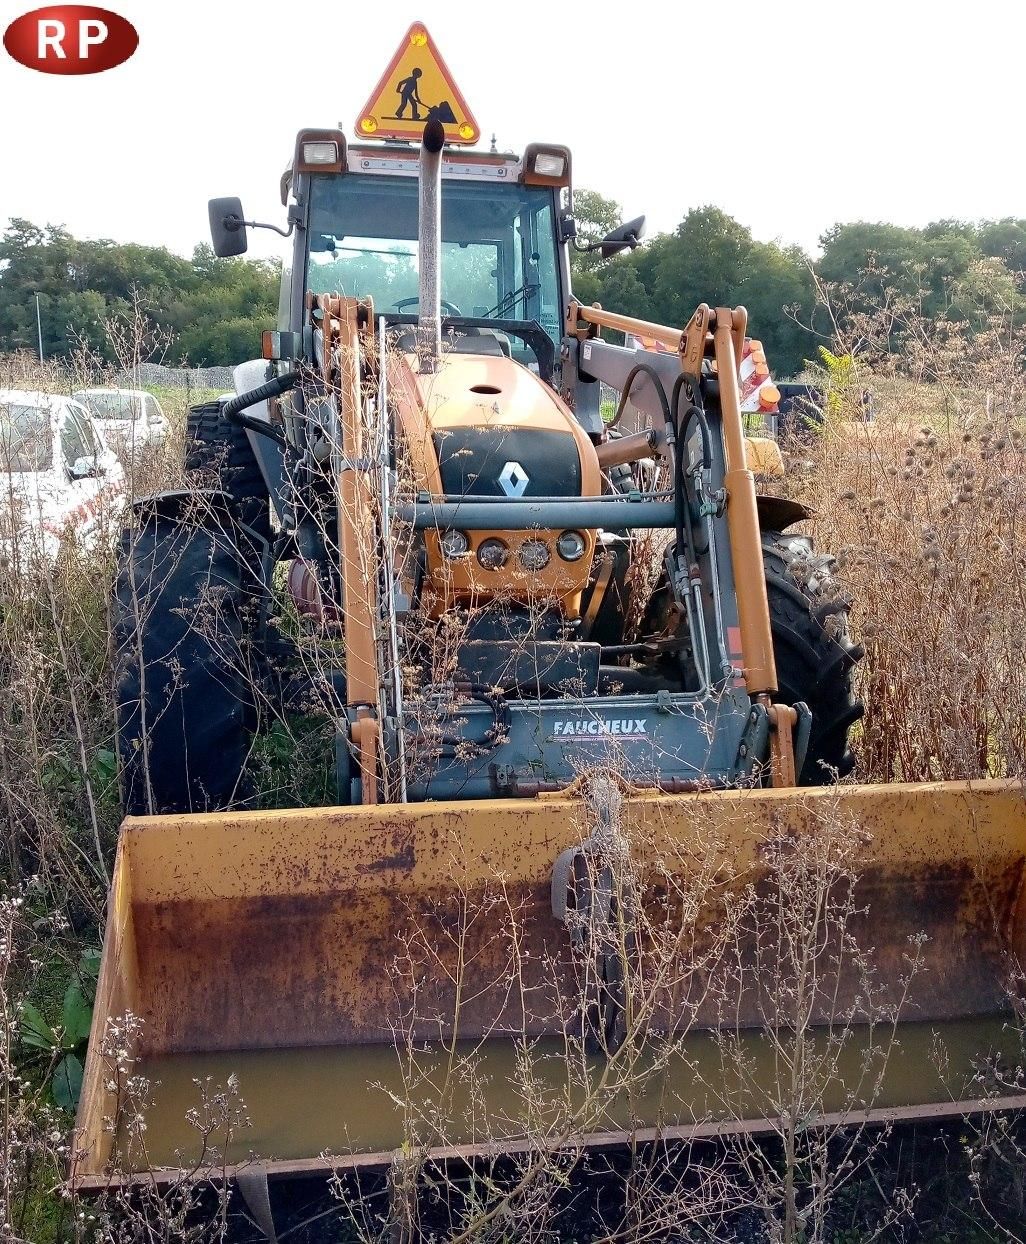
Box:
[571,235,641,255]
[224,214,295,240]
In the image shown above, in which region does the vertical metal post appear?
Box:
[35,294,44,361]
[417,117,445,374]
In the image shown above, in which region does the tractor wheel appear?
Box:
[185,400,270,543]
[113,504,257,815]
[762,529,864,783]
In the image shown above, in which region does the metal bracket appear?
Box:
[559,335,603,434]
[237,1164,278,1243]
[768,702,799,788]
[551,779,639,1056]
[792,700,813,781]
[736,703,771,778]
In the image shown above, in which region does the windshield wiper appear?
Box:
[485,282,540,319]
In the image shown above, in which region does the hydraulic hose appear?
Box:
[221,373,299,445]
[671,372,713,572]
[606,362,672,431]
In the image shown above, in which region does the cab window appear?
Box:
[307,174,563,351]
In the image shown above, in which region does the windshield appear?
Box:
[307,174,562,348]
[0,403,53,472]
[74,392,141,421]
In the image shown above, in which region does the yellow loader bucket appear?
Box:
[74,779,1026,1187]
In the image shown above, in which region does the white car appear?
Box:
[72,388,168,457]
[0,389,126,561]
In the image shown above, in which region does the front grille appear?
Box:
[433,428,581,498]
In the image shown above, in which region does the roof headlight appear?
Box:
[533,152,566,178]
[302,140,339,164]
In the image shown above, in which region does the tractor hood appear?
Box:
[390,350,600,499]
[387,349,602,615]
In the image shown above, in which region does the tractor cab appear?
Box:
[291,138,573,380]
[207,23,645,437]
[210,133,643,392]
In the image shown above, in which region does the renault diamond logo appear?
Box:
[498,461,530,498]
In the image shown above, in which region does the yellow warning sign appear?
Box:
[355,23,480,146]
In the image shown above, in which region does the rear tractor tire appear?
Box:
[185,400,271,544]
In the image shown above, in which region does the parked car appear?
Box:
[72,388,168,457]
[0,389,126,561]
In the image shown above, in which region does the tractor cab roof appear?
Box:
[281,131,571,204]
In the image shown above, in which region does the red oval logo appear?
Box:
[3,5,137,74]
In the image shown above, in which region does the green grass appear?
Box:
[144,383,223,408]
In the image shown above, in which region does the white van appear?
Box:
[72,388,168,458]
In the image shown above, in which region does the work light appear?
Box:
[518,540,550,571]
[477,538,509,570]
[302,141,340,164]
[440,530,470,558]
[533,152,566,178]
[556,530,587,562]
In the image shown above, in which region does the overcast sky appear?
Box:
[1,0,1022,265]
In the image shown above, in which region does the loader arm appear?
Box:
[565,299,797,781]
[311,292,384,801]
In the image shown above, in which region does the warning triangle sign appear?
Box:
[355,23,480,146]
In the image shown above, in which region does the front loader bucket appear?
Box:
[74,779,1026,1188]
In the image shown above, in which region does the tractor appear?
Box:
[73,29,1026,1228]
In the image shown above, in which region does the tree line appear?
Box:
[1,204,1024,376]
[0,219,278,368]
[572,192,1026,374]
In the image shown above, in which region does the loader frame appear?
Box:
[313,291,807,802]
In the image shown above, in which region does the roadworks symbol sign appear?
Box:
[355,22,480,146]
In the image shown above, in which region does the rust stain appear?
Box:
[357,841,416,872]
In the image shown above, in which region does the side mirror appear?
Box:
[600,216,646,260]
[70,456,99,480]
[208,196,249,258]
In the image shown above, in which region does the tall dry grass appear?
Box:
[0,350,192,1242]
[792,309,1026,782]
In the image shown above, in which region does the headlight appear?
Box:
[556,530,586,562]
[440,529,470,558]
[302,140,339,164]
[477,538,509,570]
[533,153,566,178]
[518,539,550,571]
